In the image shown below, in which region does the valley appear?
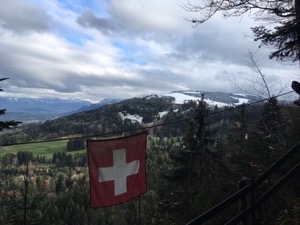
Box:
[0,90,299,225]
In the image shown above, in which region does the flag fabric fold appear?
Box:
[87,132,147,208]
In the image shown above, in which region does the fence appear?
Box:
[186,141,300,225]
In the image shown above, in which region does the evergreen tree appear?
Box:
[258,97,288,145]
[227,104,254,178]
[166,98,217,223]
[253,97,288,166]
[5,164,46,225]
[55,174,66,194]
[17,152,33,165]
[66,138,85,151]
[228,98,288,179]
[0,78,21,131]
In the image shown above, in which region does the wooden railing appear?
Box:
[186,141,300,225]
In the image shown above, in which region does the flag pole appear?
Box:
[138,196,141,225]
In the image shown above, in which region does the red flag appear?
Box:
[87,132,147,208]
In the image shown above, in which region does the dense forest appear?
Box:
[0,95,300,224]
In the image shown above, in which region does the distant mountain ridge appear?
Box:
[76,98,123,112]
[0,97,92,122]
[0,90,266,146]
[0,91,261,123]
[0,97,91,112]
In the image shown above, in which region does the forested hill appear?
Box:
[0,95,171,145]
[0,92,264,146]
[1,93,300,224]
[0,91,260,123]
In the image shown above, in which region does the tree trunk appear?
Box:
[295,0,300,65]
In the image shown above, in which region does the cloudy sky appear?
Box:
[0,0,298,102]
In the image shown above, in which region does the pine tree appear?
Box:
[0,78,21,131]
[5,163,46,225]
[229,98,288,178]
[254,97,288,167]
[166,97,217,223]
[226,104,252,178]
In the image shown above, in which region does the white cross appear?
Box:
[98,148,140,196]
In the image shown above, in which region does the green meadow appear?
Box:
[0,140,86,159]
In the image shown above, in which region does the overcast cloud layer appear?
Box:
[0,0,298,102]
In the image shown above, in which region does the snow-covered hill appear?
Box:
[163,92,229,107]
[0,90,261,123]
[117,91,260,125]
[162,90,259,107]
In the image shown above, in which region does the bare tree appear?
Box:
[243,50,272,98]
[183,0,299,63]
[224,50,289,98]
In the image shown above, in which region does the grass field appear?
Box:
[0,140,86,159]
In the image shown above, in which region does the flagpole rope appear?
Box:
[0,90,294,147]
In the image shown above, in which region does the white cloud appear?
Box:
[108,0,192,34]
[0,0,297,103]
[0,0,51,33]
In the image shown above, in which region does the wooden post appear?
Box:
[238,177,253,225]
[23,162,29,225]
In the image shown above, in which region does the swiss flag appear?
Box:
[87,132,147,208]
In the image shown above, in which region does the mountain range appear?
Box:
[0,97,90,123]
[0,91,261,123]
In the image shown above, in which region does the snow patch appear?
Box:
[233,93,247,97]
[205,99,229,108]
[163,93,201,104]
[146,94,159,99]
[119,112,143,123]
[231,96,249,105]
[159,111,168,118]
[163,92,230,107]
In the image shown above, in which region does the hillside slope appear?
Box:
[0,91,263,146]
